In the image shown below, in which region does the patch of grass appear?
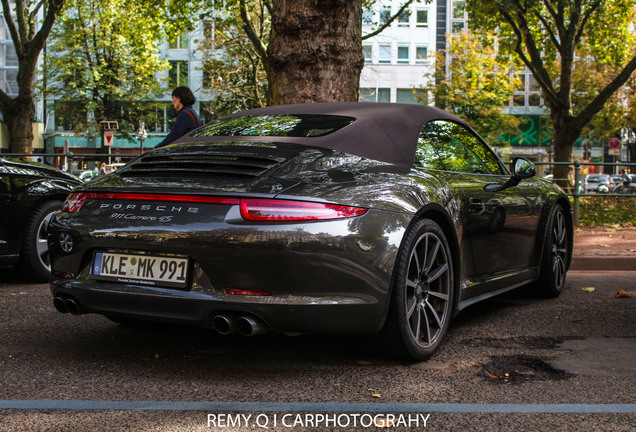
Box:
[577,197,636,226]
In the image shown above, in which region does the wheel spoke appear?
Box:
[424,299,443,328]
[423,238,440,275]
[420,303,431,343]
[411,303,422,340]
[406,298,417,319]
[36,238,48,256]
[427,290,449,302]
[425,262,448,284]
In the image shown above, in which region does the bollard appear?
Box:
[573,161,580,226]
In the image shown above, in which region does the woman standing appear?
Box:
[155,86,203,148]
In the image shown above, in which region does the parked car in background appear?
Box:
[72,170,100,182]
[609,174,624,191]
[1,157,81,280]
[580,174,610,194]
[48,103,572,361]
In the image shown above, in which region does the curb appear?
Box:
[570,257,636,271]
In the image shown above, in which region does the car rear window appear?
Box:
[190,114,355,138]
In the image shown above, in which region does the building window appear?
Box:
[528,94,542,106]
[416,10,428,27]
[169,32,189,49]
[415,46,428,62]
[379,9,391,25]
[452,0,466,19]
[513,94,526,107]
[397,89,420,104]
[398,10,410,26]
[360,88,391,103]
[363,45,372,63]
[168,61,189,87]
[362,9,373,26]
[451,21,465,33]
[379,45,391,64]
[397,46,409,64]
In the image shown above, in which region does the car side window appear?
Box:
[414,132,445,170]
[423,120,492,174]
[449,122,504,175]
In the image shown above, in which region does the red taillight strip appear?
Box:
[62,192,368,221]
[239,198,367,221]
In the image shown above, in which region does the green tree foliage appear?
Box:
[466,0,636,185]
[424,32,520,143]
[45,0,199,137]
[199,0,269,117]
[1,0,65,153]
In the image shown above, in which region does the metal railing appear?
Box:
[535,161,636,225]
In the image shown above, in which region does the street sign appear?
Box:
[608,148,621,156]
[103,131,115,147]
[608,138,621,149]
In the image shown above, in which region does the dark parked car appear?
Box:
[48,103,572,360]
[1,157,81,280]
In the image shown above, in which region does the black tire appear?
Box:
[380,219,454,361]
[18,200,63,282]
[536,204,570,298]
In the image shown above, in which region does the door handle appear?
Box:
[469,198,485,214]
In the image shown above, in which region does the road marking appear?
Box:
[0,400,635,413]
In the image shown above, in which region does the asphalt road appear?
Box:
[0,267,634,431]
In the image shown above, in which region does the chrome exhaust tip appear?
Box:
[213,315,237,335]
[236,316,269,336]
[64,298,82,315]
[53,297,69,314]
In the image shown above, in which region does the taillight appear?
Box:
[60,192,367,222]
[239,198,367,221]
[61,193,86,213]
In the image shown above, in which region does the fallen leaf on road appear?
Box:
[581,287,596,292]
[614,290,633,298]
[371,394,382,398]
[358,361,372,365]
[599,244,610,248]
[485,370,519,380]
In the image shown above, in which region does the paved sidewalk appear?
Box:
[571,226,636,271]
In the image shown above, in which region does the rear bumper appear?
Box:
[50,278,386,334]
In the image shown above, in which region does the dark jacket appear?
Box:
[155,106,203,148]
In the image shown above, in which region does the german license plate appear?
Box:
[92,252,189,288]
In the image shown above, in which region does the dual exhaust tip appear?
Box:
[213,314,269,337]
[53,296,82,315]
[53,297,268,337]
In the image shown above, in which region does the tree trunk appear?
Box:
[3,97,35,154]
[267,0,364,105]
[551,111,582,192]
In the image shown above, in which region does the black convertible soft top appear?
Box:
[177,102,466,168]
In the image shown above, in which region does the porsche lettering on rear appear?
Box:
[99,203,200,213]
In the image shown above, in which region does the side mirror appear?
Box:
[512,157,536,179]
[484,157,536,192]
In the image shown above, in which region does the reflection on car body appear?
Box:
[48,103,572,360]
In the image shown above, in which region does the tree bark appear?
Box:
[267,0,364,105]
[2,95,35,154]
